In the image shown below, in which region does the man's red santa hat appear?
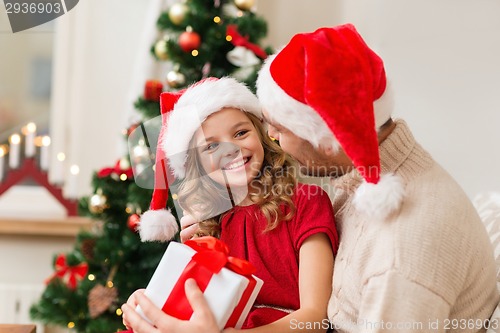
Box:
[257,23,404,220]
[139,77,262,241]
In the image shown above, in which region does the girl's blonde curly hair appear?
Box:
[177,111,297,238]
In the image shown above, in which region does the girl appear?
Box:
[123,77,338,333]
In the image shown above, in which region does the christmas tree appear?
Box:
[30,1,270,332]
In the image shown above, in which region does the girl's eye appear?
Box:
[204,142,219,152]
[235,130,249,137]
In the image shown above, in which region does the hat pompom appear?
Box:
[353,173,404,221]
[139,209,179,242]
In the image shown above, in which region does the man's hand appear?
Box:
[180,211,200,243]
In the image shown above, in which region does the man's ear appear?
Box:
[321,144,336,157]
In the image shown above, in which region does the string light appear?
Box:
[107,281,114,288]
[125,207,133,214]
[70,165,80,175]
[10,134,21,145]
[88,274,96,281]
[57,152,66,162]
[226,35,233,42]
[34,136,43,147]
[116,308,123,316]
[120,173,128,181]
[172,193,178,200]
[191,50,199,57]
[213,16,221,23]
[42,136,51,146]
[67,322,75,329]
[27,122,36,133]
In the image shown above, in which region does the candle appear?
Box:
[25,122,36,158]
[40,136,51,171]
[0,146,5,182]
[9,134,21,169]
[52,152,66,184]
[66,164,80,199]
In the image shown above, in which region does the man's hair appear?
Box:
[177,111,297,238]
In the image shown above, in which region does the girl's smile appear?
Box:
[193,107,264,190]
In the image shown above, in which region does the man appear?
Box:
[124,24,499,332]
[254,23,499,332]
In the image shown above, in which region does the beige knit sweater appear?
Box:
[327,120,499,333]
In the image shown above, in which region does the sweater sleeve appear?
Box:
[292,184,339,253]
[359,269,451,333]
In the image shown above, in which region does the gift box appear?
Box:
[136,236,263,329]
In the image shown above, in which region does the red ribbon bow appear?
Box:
[185,236,256,276]
[226,24,268,60]
[97,160,134,179]
[46,254,88,290]
[162,237,257,327]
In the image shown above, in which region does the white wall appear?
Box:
[257,0,500,198]
[257,0,342,47]
[0,234,73,285]
[339,0,500,198]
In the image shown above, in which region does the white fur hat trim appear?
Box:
[139,209,179,242]
[353,173,404,221]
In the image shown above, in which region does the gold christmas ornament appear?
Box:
[234,0,254,11]
[88,284,118,318]
[89,191,108,214]
[166,70,186,88]
[154,39,169,60]
[168,3,189,25]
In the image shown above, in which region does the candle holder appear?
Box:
[0,158,78,216]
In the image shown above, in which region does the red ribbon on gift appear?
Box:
[226,24,268,60]
[162,237,257,327]
[98,160,134,179]
[45,254,88,290]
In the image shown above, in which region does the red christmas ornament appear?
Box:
[179,31,201,52]
[127,214,140,232]
[144,80,163,101]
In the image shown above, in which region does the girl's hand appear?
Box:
[121,279,220,333]
[122,288,146,329]
[126,288,146,308]
[180,211,200,243]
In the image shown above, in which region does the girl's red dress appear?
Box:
[219,183,339,328]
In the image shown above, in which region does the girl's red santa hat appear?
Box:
[139,77,262,241]
[257,23,404,220]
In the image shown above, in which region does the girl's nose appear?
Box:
[222,142,240,157]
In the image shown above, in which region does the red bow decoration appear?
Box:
[226,25,268,60]
[98,160,134,179]
[162,236,257,326]
[46,254,88,290]
[185,236,256,276]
